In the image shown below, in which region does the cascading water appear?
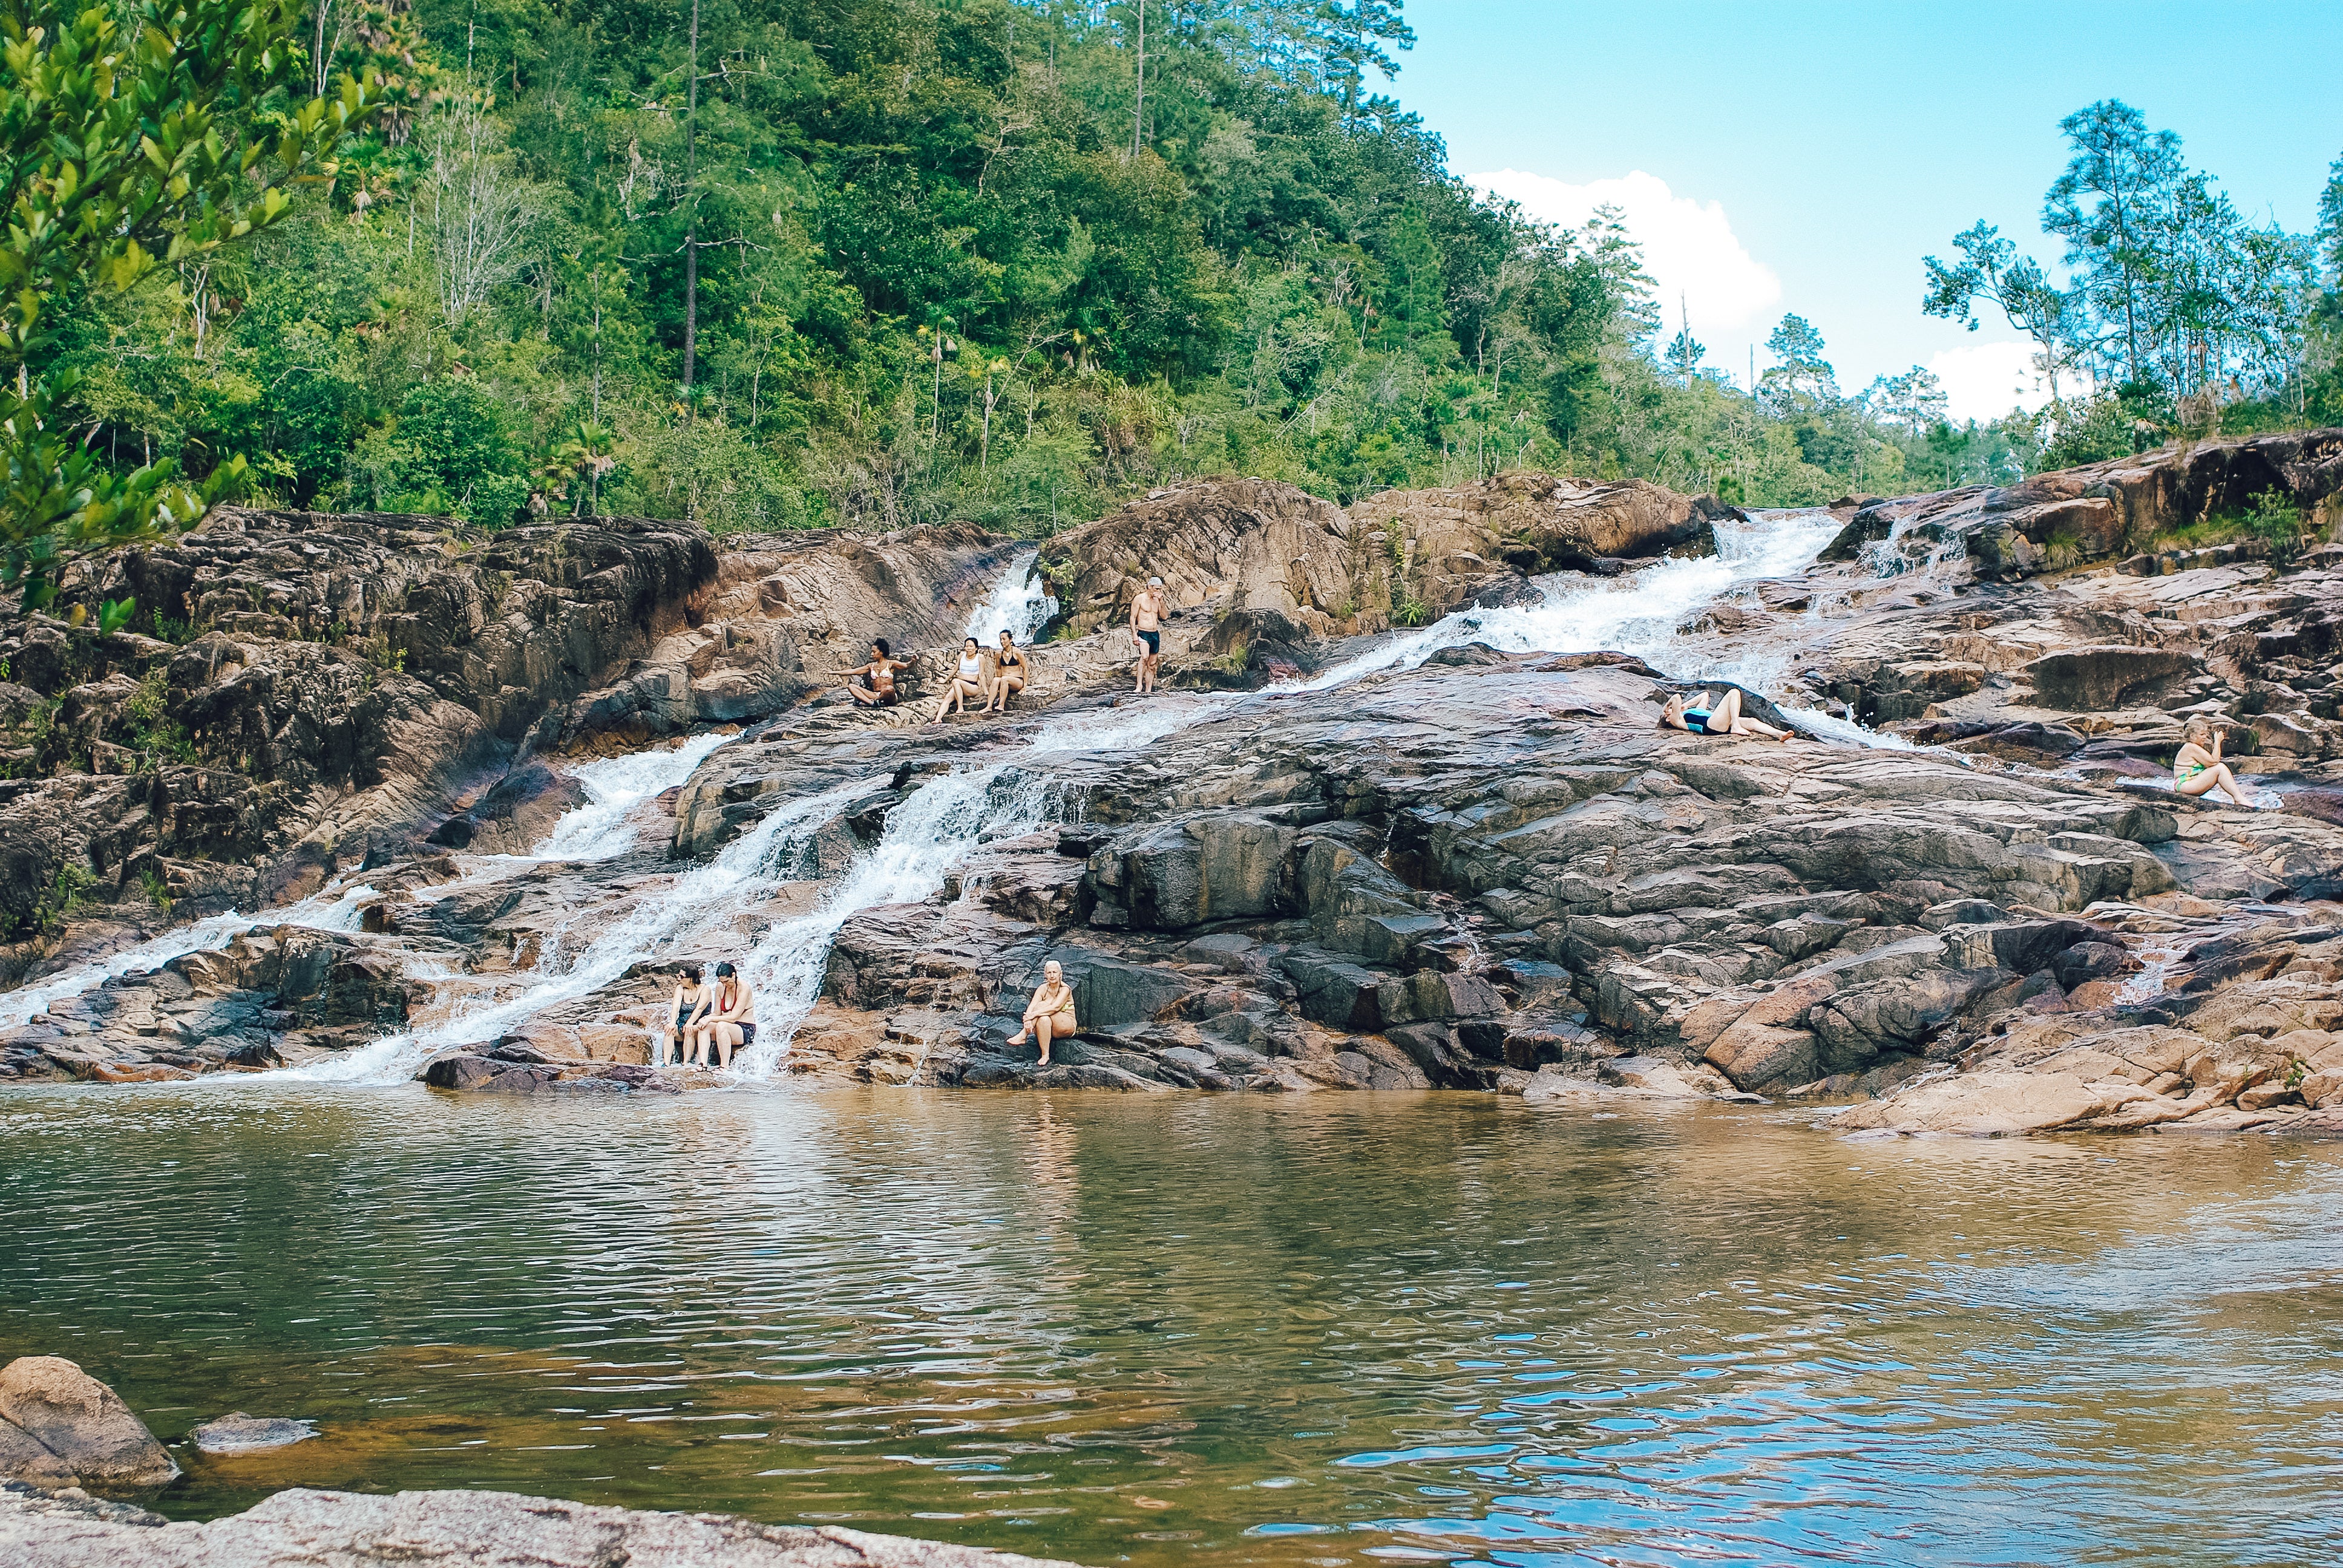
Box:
[15,520,1915,1085]
[0,733,733,1033]
[530,730,735,861]
[961,548,1059,645]
[286,777,876,1085]
[0,881,380,1031]
[1296,509,1847,695]
[735,697,1216,1076]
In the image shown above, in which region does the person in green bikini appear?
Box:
[2173,719,2253,806]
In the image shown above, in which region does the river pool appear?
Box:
[2,1085,2339,1566]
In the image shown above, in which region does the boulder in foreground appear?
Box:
[0,1485,1093,1568]
[0,1358,176,1489]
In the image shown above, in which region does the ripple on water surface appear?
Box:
[2,1088,2341,1567]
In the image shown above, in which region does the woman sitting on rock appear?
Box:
[836,640,910,708]
[1007,961,1078,1065]
[1661,687,1797,742]
[985,630,1029,713]
[688,962,757,1069]
[935,636,989,722]
[655,967,708,1069]
[2174,719,2254,806]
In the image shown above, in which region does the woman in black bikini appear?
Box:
[655,967,708,1068]
[837,639,911,707]
[985,630,1029,713]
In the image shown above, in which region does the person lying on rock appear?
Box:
[837,640,910,707]
[985,630,1029,713]
[687,961,758,1069]
[2174,719,2254,806]
[655,967,709,1069]
[1006,961,1078,1065]
[1660,687,1797,743]
[935,636,988,722]
[1130,577,1169,694]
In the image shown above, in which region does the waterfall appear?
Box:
[284,777,876,1085]
[736,696,1217,1076]
[13,518,1926,1084]
[961,548,1058,645]
[0,733,734,1033]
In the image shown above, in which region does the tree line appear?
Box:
[5,0,2341,614]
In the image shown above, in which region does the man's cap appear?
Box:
[1148,576,1163,586]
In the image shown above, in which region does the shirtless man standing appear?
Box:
[1129,576,1169,694]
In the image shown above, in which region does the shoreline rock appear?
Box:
[0,1485,1091,1568]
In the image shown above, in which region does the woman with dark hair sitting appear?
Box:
[687,962,758,1068]
[837,639,911,707]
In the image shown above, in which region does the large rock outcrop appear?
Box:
[1823,428,2343,579]
[1038,473,1727,643]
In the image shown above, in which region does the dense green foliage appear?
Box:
[1,0,367,607]
[24,7,2343,549]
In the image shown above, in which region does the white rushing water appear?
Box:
[0,733,733,1031]
[289,777,876,1084]
[736,696,1213,1077]
[0,881,381,1030]
[961,549,1058,646]
[1294,509,1847,695]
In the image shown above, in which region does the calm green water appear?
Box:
[3,1085,2341,1567]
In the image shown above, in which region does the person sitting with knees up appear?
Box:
[1006,960,1078,1066]
[1661,687,1797,743]
[985,630,1029,713]
[2173,718,2255,807]
[688,961,758,1069]
[655,966,709,1069]
[935,636,988,722]
[836,639,911,708]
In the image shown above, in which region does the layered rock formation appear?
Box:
[10,436,2343,1137]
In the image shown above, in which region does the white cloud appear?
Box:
[1925,340,2051,423]
[1470,168,1781,344]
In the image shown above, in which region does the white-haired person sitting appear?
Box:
[1006,960,1078,1065]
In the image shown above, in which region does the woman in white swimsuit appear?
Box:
[936,637,988,721]
[1007,961,1078,1065]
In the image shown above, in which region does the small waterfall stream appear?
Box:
[961,548,1058,645]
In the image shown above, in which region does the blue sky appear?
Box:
[1394,1,2343,419]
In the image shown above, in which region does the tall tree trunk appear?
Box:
[682,0,700,394]
[1130,0,1145,160]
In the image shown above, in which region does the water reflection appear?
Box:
[1,1086,2339,1567]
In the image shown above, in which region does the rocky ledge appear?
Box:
[0,1486,1086,1568]
[9,434,2343,1137]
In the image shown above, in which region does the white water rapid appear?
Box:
[1297,508,1847,694]
[961,549,1058,645]
[1,733,733,1033]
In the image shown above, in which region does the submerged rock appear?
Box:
[188,1413,316,1454]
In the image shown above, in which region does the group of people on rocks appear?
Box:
[654,964,757,1070]
[831,575,1175,716]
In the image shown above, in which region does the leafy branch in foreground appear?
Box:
[0,0,372,609]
